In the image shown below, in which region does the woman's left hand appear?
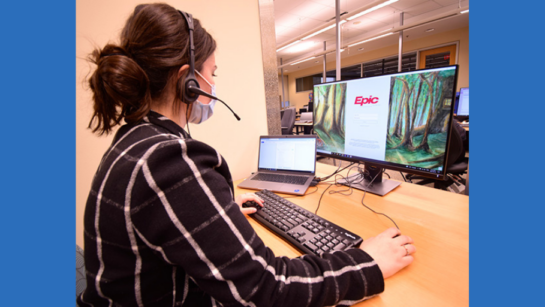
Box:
[235,193,265,215]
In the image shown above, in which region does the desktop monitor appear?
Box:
[457,87,469,116]
[307,102,314,113]
[313,65,459,195]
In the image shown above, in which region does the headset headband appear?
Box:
[178,10,199,103]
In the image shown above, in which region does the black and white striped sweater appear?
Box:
[77,111,384,307]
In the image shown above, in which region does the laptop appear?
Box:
[237,135,317,195]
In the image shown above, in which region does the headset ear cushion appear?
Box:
[181,76,199,104]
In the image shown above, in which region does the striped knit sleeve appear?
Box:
[129,138,384,306]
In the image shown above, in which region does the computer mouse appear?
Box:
[242,201,261,211]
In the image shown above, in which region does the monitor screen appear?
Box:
[457,87,469,116]
[313,65,458,188]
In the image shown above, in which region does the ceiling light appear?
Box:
[347,0,399,21]
[301,20,347,41]
[290,57,316,65]
[284,41,316,53]
[277,40,301,52]
[347,32,394,47]
[426,28,435,32]
[461,10,469,14]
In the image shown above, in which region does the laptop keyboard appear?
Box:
[250,189,363,256]
[253,173,308,185]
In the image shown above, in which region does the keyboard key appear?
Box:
[334,243,347,251]
[304,242,318,252]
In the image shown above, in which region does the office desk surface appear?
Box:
[235,162,469,307]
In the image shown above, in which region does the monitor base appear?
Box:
[337,173,401,196]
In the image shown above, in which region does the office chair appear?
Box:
[406,120,468,192]
[76,245,87,301]
[281,107,296,135]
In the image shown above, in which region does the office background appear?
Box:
[282,26,468,109]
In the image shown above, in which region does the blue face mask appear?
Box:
[188,71,217,124]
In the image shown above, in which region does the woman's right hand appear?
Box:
[360,227,415,279]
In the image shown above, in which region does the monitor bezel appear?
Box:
[312,65,459,181]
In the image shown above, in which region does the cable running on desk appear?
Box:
[316,163,400,230]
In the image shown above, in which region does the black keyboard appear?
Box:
[253,173,308,185]
[251,189,363,256]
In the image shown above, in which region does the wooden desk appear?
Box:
[235,163,469,307]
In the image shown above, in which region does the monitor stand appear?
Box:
[336,163,401,196]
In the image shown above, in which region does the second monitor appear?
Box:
[456,87,469,120]
[313,65,459,195]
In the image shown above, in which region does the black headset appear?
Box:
[178,10,240,120]
[178,10,200,104]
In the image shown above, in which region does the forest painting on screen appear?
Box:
[386,69,456,170]
[314,83,347,153]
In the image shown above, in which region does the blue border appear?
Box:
[471,1,544,306]
[0,1,74,304]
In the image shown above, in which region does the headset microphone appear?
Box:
[188,86,241,121]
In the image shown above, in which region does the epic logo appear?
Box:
[355,96,379,105]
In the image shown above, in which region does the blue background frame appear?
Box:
[0,0,542,305]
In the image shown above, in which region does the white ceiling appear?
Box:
[274,0,469,72]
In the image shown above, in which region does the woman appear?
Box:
[78,3,415,306]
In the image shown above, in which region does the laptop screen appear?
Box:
[258,136,316,173]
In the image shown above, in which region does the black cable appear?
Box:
[185,102,191,137]
[312,165,400,229]
[318,162,355,182]
[305,185,320,196]
[400,172,408,182]
[328,164,400,229]
[328,164,364,196]
[314,183,333,215]
[359,170,400,229]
